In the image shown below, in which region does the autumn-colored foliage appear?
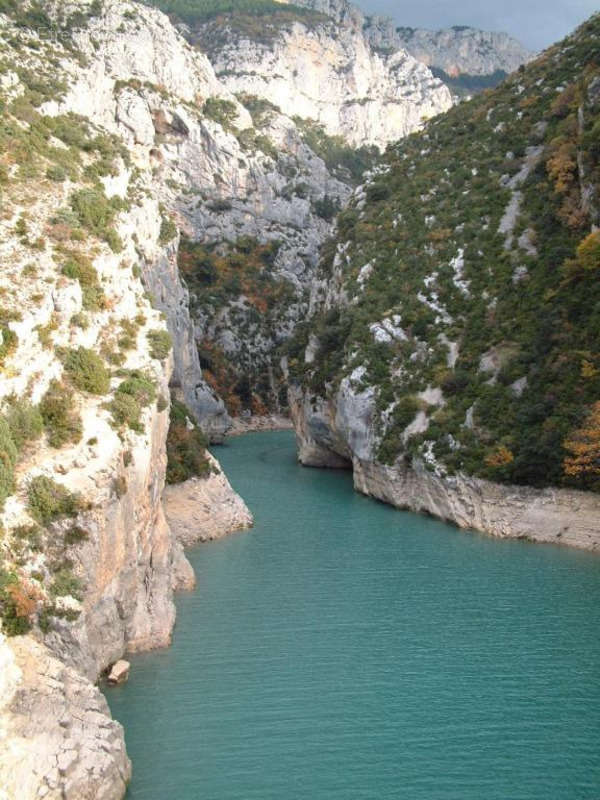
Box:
[178,235,283,314]
[547,138,577,195]
[563,402,600,477]
[574,231,600,272]
[563,231,600,279]
[485,446,515,468]
[166,400,215,484]
[6,580,37,619]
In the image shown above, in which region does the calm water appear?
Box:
[106,431,600,799]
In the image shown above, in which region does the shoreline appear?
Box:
[226,414,294,437]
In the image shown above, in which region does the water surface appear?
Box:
[107,431,600,799]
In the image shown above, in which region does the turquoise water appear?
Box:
[106,431,600,799]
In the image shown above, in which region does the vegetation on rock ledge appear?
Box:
[166,400,216,483]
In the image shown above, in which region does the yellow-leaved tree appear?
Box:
[563,401,600,478]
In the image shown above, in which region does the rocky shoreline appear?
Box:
[0,459,252,800]
[353,458,600,552]
[289,388,600,552]
[163,453,254,545]
[227,414,295,437]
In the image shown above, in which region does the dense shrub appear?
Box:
[61,253,105,310]
[147,329,172,360]
[203,97,238,130]
[312,194,341,221]
[46,165,67,182]
[0,324,18,366]
[64,524,89,545]
[50,568,83,601]
[166,400,214,483]
[108,371,157,431]
[146,0,313,24]
[69,187,125,252]
[117,372,157,405]
[0,569,34,636]
[0,418,18,510]
[159,215,177,244]
[40,380,83,447]
[293,117,377,185]
[5,398,43,450]
[27,476,84,525]
[62,347,111,394]
[108,393,142,431]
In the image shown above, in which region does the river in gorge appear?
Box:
[105,430,600,799]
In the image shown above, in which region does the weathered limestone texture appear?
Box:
[163,454,253,546]
[0,634,130,800]
[290,386,600,550]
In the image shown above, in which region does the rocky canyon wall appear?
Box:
[289,387,600,551]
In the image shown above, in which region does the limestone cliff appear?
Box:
[186,0,452,149]
[0,2,253,795]
[0,634,130,800]
[289,388,600,551]
[164,453,253,546]
[368,23,532,78]
[295,0,530,90]
[46,0,357,421]
[288,14,600,549]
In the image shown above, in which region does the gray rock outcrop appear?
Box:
[366,22,533,77]
[289,381,600,551]
[163,454,253,546]
[194,0,452,149]
[0,635,130,800]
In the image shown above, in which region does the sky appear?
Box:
[356,0,599,50]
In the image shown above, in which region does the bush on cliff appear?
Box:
[27,476,85,525]
[5,398,44,451]
[147,329,172,361]
[0,569,34,636]
[0,418,18,510]
[108,371,157,432]
[62,346,111,395]
[40,380,83,448]
[166,400,214,483]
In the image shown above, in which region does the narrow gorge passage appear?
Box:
[106,431,600,800]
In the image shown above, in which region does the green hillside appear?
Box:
[291,14,600,491]
[144,0,326,28]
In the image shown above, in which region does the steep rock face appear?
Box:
[45,0,240,436]
[0,634,130,800]
[368,23,532,78]
[139,239,229,441]
[352,459,600,550]
[297,0,530,82]
[174,111,351,413]
[191,2,452,149]
[289,14,600,548]
[0,38,190,676]
[48,0,358,420]
[289,386,600,551]
[0,5,251,795]
[41,373,180,680]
